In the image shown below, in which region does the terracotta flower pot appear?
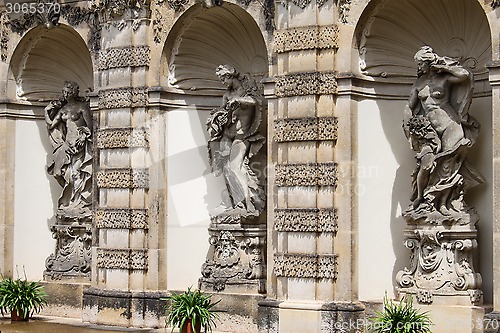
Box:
[181,318,202,333]
[11,309,28,321]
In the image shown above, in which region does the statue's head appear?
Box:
[215,65,238,81]
[63,81,80,97]
[414,46,437,63]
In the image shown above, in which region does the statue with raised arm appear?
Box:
[45,81,93,221]
[403,45,484,224]
[207,65,266,219]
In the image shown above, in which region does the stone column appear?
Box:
[258,1,364,332]
[484,62,500,333]
[82,3,165,327]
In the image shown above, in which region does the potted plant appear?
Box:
[369,293,432,333]
[163,287,220,333]
[0,275,48,321]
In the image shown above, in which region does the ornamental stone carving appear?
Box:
[275,162,338,187]
[274,208,337,233]
[274,117,338,142]
[397,46,483,305]
[279,0,350,23]
[96,248,149,270]
[44,81,93,281]
[274,26,339,53]
[96,128,149,149]
[98,87,148,109]
[396,229,482,305]
[98,46,150,70]
[275,72,337,97]
[274,253,338,279]
[200,227,266,293]
[207,65,266,219]
[96,168,149,189]
[44,225,92,281]
[95,209,148,229]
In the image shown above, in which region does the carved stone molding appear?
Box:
[275,72,337,97]
[167,0,190,11]
[274,208,337,233]
[493,0,500,9]
[274,253,337,279]
[96,248,148,270]
[95,209,148,229]
[96,127,149,149]
[274,117,338,142]
[0,12,8,62]
[274,26,339,53]
[98,87,148,109]
[275,163,338,187]
[396,229,482,305]
[96,168,149,189]
[98,46,150,70]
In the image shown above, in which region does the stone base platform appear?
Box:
[40,281,90,319]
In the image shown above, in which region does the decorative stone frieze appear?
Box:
[98,87,148,109]
[0,12,8,62]
[274,208,337,233]
[96,248,148,270]
[396,229,483,305]
[275,163,338,187]
[95,209,148,229]
[275,72,337,97]
[98,46,150,70]
[274,117,338,142]
[274,26,339,53]
[279,0,350,23]
[44,225,92,280]
[96,168,149,189]
[274,253,338,279]
[96,128,149,149]
[167,0,190,11]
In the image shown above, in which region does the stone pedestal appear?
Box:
[396,225,482,306]
[44,221,92,282]
[199,216,266,294]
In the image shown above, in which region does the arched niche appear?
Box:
[160,2,269,291]
[353,0,492,303]
[163,2,268,95]
[356,0,491,87]
[10,24,93,102]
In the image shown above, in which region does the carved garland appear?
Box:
[275,72,337,97]
[98,87,148,109]
[274,253,338,279]
[275,162,338,187]
[96,168,149,189]
[96,248,148,270]
[95,209,148,229]
[98,46,150,70]
[274,25,339,53]
[279,0,350,24]
[274,117,338,142]
[96,127,149,149]
[274,208,337,233]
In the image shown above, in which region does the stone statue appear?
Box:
[207,65,266,218]
[402,46,484,225]
[396,46,483,305]
[45,81,93,221]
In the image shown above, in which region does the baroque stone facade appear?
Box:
[0,0,498,333]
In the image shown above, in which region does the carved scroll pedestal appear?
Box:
[200,216,266,294]
[396,214,484,333]
[44,219,92,282]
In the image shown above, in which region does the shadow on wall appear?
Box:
[375,98,414,295]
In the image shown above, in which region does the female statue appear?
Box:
[403,46,483,223]
[207,65,266,217]
[45,81,93,221]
